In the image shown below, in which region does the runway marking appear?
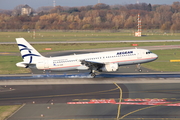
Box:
[120,104,161,119]
[68,99,116,104]
[124,98,166,102]
[67,99,180,119]
[82,99,88,100]
[120,100,180,119]
[67,98,180,106]
[72,98,180,102]
[114,83,123,119]
[51,118,180,120]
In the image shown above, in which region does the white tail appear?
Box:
[16,38,44,67]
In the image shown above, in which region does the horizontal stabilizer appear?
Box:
[16,62,36,68]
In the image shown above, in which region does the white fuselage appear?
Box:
[34,48,158,71]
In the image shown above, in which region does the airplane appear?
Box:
[16,38,158,77]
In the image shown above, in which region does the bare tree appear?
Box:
[12,5,24,16]
[172,2,180,13]
[37,6,53,13]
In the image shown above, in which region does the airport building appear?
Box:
[21,4,32,15]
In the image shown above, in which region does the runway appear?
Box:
[1,71,180,85]
[2,82,180,119]
[2,71,180,119]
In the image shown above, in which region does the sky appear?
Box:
[0,0,175,10]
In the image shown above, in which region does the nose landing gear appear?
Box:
[137,64,142,72]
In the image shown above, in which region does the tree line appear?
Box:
[0,2,180,32]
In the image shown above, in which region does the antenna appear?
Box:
[53,0,56,7]
[137,13,141,33]
[135,13,142,37]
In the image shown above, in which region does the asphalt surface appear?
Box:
[3,83,180,119]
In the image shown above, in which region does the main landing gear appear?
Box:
[89,70,96,78]
[137,64,142,72]
[43,70,51,75]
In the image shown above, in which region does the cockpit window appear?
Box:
[146,51,152,54]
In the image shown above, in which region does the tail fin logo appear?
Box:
[18,44,40,64]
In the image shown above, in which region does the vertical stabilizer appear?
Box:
[16,38,44,64]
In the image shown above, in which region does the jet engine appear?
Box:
[100,63,118,72]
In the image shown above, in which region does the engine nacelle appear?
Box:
[100,63,118,72]
[77,65,89,70]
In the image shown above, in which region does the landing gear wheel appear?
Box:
[137,64,142,72]
[89,69,96,78]
[91,73,96,78]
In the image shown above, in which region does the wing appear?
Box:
[80,60,105,70]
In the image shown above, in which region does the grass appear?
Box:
[143,49,180,71]
[0,105,21,120]
[0,56,30,74]
[0,31,180,42]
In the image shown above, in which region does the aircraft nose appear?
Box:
[154,54,158,59]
